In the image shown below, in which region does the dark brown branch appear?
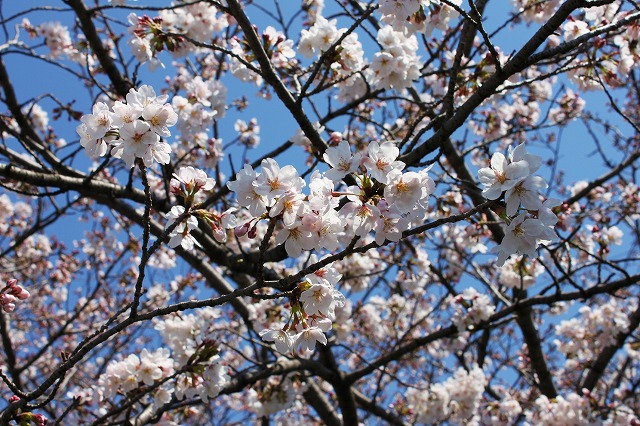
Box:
[513,288,557,398]
[353,389,409,426]
[303,381,344,426]
[63,0,133,97]
[0,311,23,392]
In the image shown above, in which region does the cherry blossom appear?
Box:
[227,164,269,217]
[294,326,327,353]
[259,327,294,355]
[477,151,530,200]
[3,1,640,425]
[362,141,405,184]
[165,206,199,250]
[0,279,30,312]
[323,139,362,181]
[253,158,305,203]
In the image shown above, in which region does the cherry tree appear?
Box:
[0,0,639,424]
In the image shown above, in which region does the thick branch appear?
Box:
[0,312,23,392]
[514,289,557,398]
[64,0,133,97]
[353,389,410,426]
[303,381,344,426]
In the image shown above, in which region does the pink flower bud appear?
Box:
[8,395,20,403]
[169,178,181,194]
[16,289,30,300]
[329,131,342,143]
[0,293,16,305]
[211,226,226,243]
[32,413,47,426]
[234,223,250,237]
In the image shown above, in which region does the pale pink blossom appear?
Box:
[504,175,547,216]
[362,141,405,184]
[294,326,327,353]
[259,327,293,354]
[165,206,199,251]
[80,102,112,138]
[300,284,334,316]
[323,140,362,181]
[253,158,305,203]
[478,152,530,200]
[227,164,269,217]
[142,102,178,137]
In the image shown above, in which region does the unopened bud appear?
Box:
[16,289,30,300]
[32,413,47,426]
[169,178,182,194]
[234,223,251,237]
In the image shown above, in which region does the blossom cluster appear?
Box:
[478,143,559,266]
[226,135,437,355]
[93,308,230,410]
[99,348,174,403]
[510,0,561,23]
[127,3,228,69]
[127,13,167,71]
[562,6,639,90]
[154,308,230,402]
[166,167,236,249]
[245,375,308,417]
[259,255,345,357]
[523,391,639,425]
[34,21,73,58]
[554,298,632,370]
[170,73,227,168]
[449,287,495,332]
[481,394,523,425]
[379,0,462,34]
[22,18,96,67]
[228,136,434,260]
[371,26,421,90]
[298,16,365,77]
[406,365,487,425]
[229,26,296,88]
[234,118,261,148]
[76,85,177,168]
[498,257,544,289]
